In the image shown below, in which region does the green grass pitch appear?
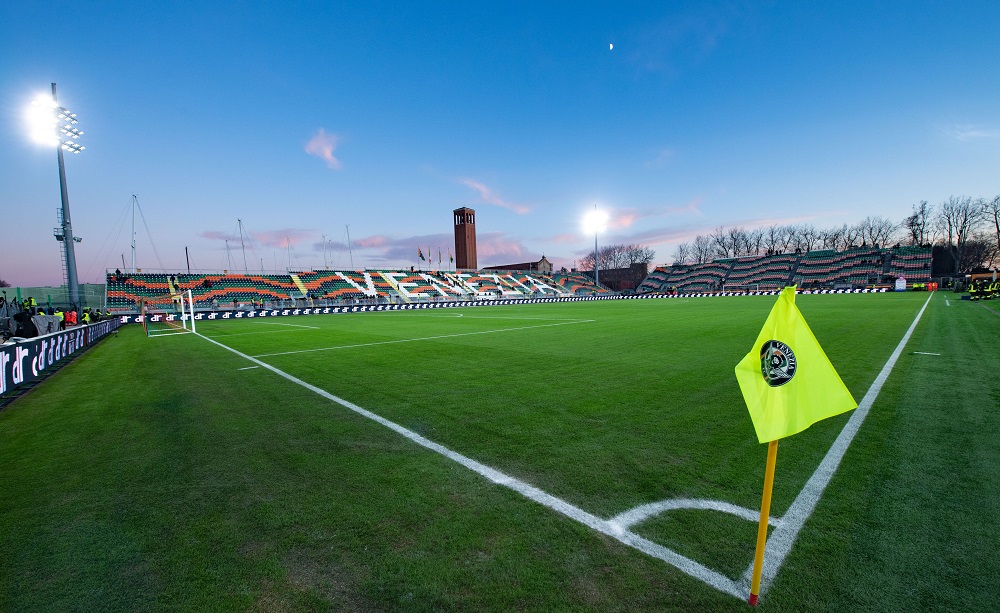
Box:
[1,292,997,611]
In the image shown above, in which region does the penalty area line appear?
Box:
[251,320,594,358]
[195,331,745,600]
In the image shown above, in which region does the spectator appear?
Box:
[12,311,38,338]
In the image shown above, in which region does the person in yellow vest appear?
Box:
[82,309,91,324]
[27,296,37,310]
[54,308,65,330]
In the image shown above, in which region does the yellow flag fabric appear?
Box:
[735,286,857,443]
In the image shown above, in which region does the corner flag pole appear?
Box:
[749,439,778,606]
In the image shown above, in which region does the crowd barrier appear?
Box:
[0,318,122,405]
[116,287,891,325]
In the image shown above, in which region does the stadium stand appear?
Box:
[637,266,672,294]
[724,253,800,290]
[656,262,730,292]
[793,248,886,287]
[105,268,606,312]
[636,245,937,295]
[886,246,932,282]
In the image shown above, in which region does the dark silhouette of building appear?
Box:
[453,207,477,269]
[482,256,553,274]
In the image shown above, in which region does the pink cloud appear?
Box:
[251,229,316,248]
[305,129,343,170]
[198,230,230,241]
[460,178,530,214]
[664,196,704,215]
[609,210,639,230]
[548,233,579,244]
[353,235,389,249]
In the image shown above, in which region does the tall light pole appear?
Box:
[582,206,608,288]
[29,83,85,308]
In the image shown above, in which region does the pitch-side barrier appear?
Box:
[115,288,890,326]
[0,318,122,407]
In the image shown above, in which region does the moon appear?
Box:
[609,43,614,50]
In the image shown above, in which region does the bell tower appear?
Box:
[453,207,477,270]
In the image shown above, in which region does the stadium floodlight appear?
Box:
[582,206,608,287]
[26,83,85,308]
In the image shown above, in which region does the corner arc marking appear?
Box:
[610,498,781,530]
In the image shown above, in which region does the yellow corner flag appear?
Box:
[738,286,858,605]
[735,286,857,444]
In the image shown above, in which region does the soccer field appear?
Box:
[1,292,997,611]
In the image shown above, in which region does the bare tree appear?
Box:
[843,223,864,249]
[693,234,714,264]
[819,225,844,250]
[763,225,783,255]
[672,242,692,265]
[797,224,821,253]
[937,195,987,274]
[857,216,898,248]
[747,227,764,256]
[0,277,10,288]
[986,195,1000,258]
[727,226,752,257]
[903,200,933,246]
[710,226,732,259]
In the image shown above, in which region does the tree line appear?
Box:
[670,195,1000,275]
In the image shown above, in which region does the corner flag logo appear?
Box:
[761,340,796,386]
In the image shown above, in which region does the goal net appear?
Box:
[142,290,197,337]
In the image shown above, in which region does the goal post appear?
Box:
[143,290,197,337]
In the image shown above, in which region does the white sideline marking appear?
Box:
[260,322,320,329]
[251,320,594,358]
[946,300,951,306]
[238,366,260,371]
[197,330,745,599]
[414,315,590,321]
[193,293,933,602]
[912,351,940,356]
[205,329,318,338]
[740,291,934,597]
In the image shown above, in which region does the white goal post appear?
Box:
[142,289,197,337]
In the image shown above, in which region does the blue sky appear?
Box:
[2,1,999,287]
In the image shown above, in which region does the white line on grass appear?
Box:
[610,499,778,528]
[238,366,260,370]
[193,293,932,602]
[740,291,934,598]
[259,322,321,329]
[977,302,1000,319]
[196,329,745,599]
[912,351,940,356]
[410,315,591,322]
[251,320,594,358]
[946,299,951,306]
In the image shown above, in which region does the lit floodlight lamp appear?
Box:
[26,95,60,146]
[582,206,609,287]
[582,208,609,235]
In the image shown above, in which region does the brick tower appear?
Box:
[453,207,477,270]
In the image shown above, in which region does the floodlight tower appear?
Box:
[32,83,85,308]
[583,205,608,288]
